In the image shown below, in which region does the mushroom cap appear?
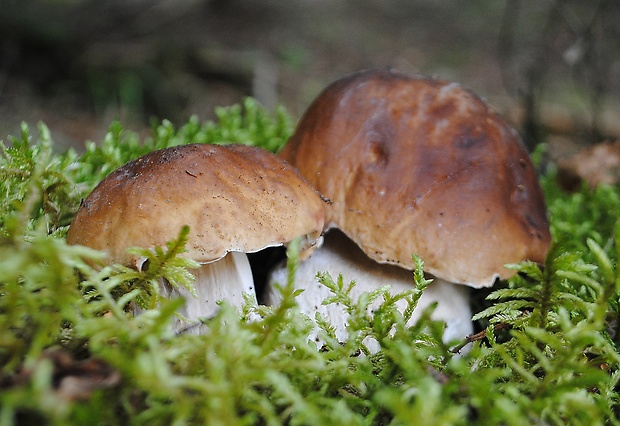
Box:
[67,144,325,267]
[282,68,551,288]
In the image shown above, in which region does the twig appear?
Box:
[450,322,512,354]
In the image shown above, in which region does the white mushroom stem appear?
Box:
[265,231,473,351]
[140,251,256,334]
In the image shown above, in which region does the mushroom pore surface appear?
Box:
[282,68,551,288]
[266,230,473,349]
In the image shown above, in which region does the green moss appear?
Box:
[0,100,619,424]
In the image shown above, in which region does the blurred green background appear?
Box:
[0,0,618,156]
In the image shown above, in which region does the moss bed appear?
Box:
[1,99,619,425]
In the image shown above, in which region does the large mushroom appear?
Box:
[282,68,551,287]
[67,143,325,333]
[269,68,551,343]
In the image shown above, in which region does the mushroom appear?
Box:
[266,230,472,350]
[67,143,325,333]
[268,68,551,344]
[281,68,551,288]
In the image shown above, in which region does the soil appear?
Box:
[1,0,619,158]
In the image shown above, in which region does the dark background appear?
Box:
[1,0,618,160]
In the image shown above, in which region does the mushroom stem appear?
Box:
[265,231,473,351]
[160,251,256,334]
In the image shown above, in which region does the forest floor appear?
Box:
[1,1,618,159]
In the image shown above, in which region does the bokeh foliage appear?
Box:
[0,99,619,425]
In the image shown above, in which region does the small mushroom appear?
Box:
[266,230,472,349]
[282,68,551,288]
[67,143,325,333]
[268,68,551,345]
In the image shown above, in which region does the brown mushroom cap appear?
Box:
[282,68,551,288]
[67,143,325,267]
